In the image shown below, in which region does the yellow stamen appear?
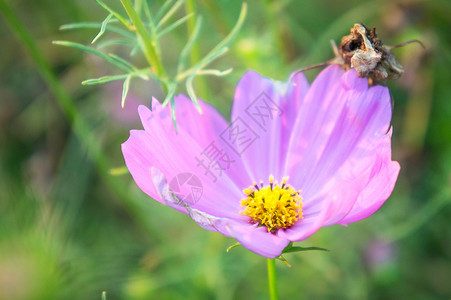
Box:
[240,175,303,233]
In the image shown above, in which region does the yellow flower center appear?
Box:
[240,175,303,233]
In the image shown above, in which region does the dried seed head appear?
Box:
[294,23,423,85]
[337,23,404,84]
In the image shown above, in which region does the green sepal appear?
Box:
[276,255,292,267]
[226,242,241,253]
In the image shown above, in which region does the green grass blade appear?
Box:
[0,0,166,245]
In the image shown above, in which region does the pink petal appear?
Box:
[278,178,361,241]
[284,65,346,180]
[173,94,230,142]
[172,95,252,187]
[285,66,396,229]
[122,102,246,221]
[339,133,401,223]
[231,70,309,181]
[226,223,290,258]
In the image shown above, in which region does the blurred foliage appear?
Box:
[1,0,451,299]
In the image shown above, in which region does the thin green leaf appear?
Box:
[169,88,178,132]
[130,44,140,56]
[177,16,202,73]
[121,75,131,108]
[177,46,229,81]
[162,82,177,107]
[155,0,174,22]
[102,291,107,300]
[201,46,229,66]
[186,75,202,113]
[196,68,233,76]
[226,242,241,253]
[141,0,153,24]
[108,53,138,71]
[59,22,135,39]
[282,246,330,254]
[97,39,134,49]
[177,3,246,80]
[82,69,152,86]
[82,74,129,85]
[156,0,184,29]
[53,40,132,72]
[92,13,113,44]
[197,3,247,67]
[94,0,133,30]
[157,13,193,38]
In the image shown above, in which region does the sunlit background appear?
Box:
[1,0,450,299]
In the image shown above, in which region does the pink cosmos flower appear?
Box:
[121,65,400,259]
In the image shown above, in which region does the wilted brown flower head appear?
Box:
[336,23,404,84]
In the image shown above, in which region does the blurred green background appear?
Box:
[1,0,451,299]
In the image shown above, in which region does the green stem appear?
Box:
[267,258,279,300]
[120,0,166,82]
